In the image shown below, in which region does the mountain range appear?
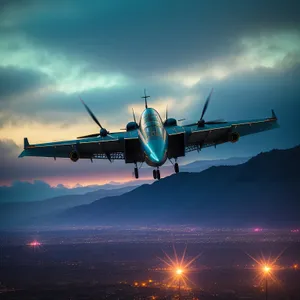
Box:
[0,185,136,227]
[0,157,248,204]
[55,145,299,227]
[1,146,299,228]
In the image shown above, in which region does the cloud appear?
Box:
[0,66,50,104]
[0,34,129,95]
[0,0,300,186]
[162,31,300,87]
[3,0,299,74]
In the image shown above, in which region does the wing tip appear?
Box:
[18,150,27,158]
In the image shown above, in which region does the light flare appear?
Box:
[246,248,286,287]
[176,268,183,275]
[157,244,201,290]
[28,240,41,247]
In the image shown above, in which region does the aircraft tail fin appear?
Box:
[271,109,277,120]
[141,88,150,108]
[24,137,30,149]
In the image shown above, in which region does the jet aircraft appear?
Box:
[19,89,279,180]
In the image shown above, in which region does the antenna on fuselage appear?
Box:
[141,88,150,108]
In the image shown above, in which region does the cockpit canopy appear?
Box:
[140,108,162,128]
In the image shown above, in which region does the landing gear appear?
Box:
[134,163,139,179]
[174,162,179,173]
[153,168,161,180]
[157,169,161,180]
[153,169,157,180]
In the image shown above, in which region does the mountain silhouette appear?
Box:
[0,186,136,227]
[55,145,300,227]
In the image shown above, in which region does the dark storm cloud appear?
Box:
[0,67,50,101]
[5,0,300,75]
[0,80,179,127]
[1,0,300,187]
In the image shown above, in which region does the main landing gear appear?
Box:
[174,162,179,173]
[134,163,139,179]
[153,168,161,180]
[171,158,179,174]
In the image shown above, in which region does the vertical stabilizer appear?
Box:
[271,109,277,120]
[141,88,150,108]
[24,137,29,149]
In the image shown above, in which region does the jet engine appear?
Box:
[126,121,139,131]
[228,132,240,143]
[70,150,80,162]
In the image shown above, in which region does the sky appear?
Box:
[0,0,300,187]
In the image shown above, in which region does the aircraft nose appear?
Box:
[148,139,167,165]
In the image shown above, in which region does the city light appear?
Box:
[246,250,284,286]
[28,240,41,247]
[157,244,201,290]
[176,268,183,275]
[263,265,271,274]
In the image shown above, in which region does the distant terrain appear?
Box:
[0,186,136,227]
[1,146,299,228]
[0,157,248,203]
[56,145,300,227]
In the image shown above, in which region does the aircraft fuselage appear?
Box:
[138,108,168,167]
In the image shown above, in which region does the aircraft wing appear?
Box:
[183,110,279,152]
[18,132,130,161]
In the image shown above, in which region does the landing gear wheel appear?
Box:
[153,169,157,180]
[134,167,139,179]
[174,163,179,173]
[157,169,161,180]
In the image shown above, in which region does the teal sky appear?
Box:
[0,0,300,186]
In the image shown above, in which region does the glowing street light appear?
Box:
[157,245,201,300]
[262,265,272,300]
[263,265,271,274]
[175,267,184,300]
[176,268,183,275]
[246,250,285,300]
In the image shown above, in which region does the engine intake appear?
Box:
[70,150,80,162]
[229,132,240,143]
